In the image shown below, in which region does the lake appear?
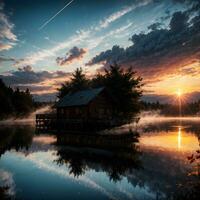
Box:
[0,117,199,200]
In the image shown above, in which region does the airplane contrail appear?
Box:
[38,0,74,30]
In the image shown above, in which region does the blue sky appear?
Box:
[1,0,183,71]
[0,0,200,101]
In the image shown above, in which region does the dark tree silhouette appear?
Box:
[89,73,105,88]
[12,88,34,115]
[0,79,35,119]
[58,68,89,98]
[0,79,14,117]
[103,64,142,120]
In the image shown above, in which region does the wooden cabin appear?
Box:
[56,87,114,121]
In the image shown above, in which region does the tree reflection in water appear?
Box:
[55,131,142,182]
[0,126,34,200]
[0,126,34,157]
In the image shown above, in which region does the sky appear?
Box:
[0,0,200,102]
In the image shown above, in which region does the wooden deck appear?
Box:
[36,114,57,130]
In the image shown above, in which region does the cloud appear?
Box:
[56,46,87,66]
[86,45,125,66]
[0,55,16,63]
[18,65,33,72]
[99,0,151,29]
[0,66,71,97]
[0,2,17,51]
[87,6,200,82]
[0,43,13,51]
[169,11,188,32]
[0,169,15,196]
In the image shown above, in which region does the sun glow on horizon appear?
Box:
[176,89,183,97]
[146,69,200,97]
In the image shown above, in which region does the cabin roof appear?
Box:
[56,87,104,108]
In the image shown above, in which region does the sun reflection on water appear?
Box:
[178,127,182,149]
[140,126,199,152]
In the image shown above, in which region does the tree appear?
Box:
[58,68,89,98]
[12,88,34,115]
[104,64,142,120]
[90,73,105,88]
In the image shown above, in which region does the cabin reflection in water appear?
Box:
[55,134,141,181]
[53,128,142,182]
[56,130,139,150]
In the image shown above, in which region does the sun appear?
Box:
[176,89,182,97]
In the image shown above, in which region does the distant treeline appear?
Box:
[142,101,200,116]
[0,79,35,119]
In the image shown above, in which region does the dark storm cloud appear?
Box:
[56,46,87,66]
[0,66,70,85]
[87,45,125,66]
[18,65,33,72]
[169,11,188,32]
[87,4,200,81]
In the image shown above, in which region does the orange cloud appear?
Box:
[56,46,87,66]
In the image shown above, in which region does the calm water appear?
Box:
[0,118,199,200]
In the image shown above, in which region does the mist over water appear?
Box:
[138,111,200,124]
[0,106,52,125]
[1,107,200,130]
[105,111,200,135]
